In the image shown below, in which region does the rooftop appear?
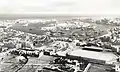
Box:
[70,49,118,62]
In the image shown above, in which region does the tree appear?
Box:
[101,18,109,24]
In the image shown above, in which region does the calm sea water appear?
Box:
[0,14,120,20]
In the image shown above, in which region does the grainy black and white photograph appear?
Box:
[0,0,120,72]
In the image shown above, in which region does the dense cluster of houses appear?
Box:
[1,18,120,72]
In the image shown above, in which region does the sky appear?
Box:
[0,0,120,15]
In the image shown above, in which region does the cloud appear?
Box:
[0,0,120,15]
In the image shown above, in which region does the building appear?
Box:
[69,49,118,65]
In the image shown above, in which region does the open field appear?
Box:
[18,55,54,72]
[0,55,25,72]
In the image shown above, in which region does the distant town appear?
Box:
[0,17,120,72]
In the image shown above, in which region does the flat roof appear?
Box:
[70,49,118,61]
[83,46,104,51]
